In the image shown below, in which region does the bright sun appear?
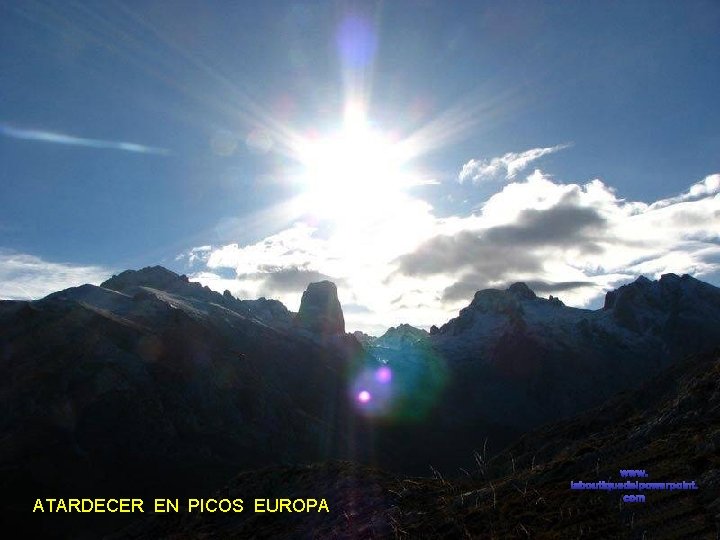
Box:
[293,107,416,223]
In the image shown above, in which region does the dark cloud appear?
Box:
[240,267,344,293]
[524,280,594,293]
[442,280,487,303]
[441,277,595,304]
[396,199,607,285]
[397,233,542,277]
[483,203,605,251]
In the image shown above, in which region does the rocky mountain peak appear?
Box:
[659,272,688,286]
[467,283,538,314]
[101,265,187,293]
[352,330,375,348]
[506,282,537,300]
[375,323,429,349]
[601,273,720,344]
[296,281,345,334]
[391,323,425,334]
[603,273,697,311]
[469,288,523,316]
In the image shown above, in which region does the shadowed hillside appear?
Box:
[1,268,719,538]
[119,348,720,539]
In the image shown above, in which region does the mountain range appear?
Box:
[1,266,719,537]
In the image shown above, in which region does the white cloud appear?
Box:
[175,245,213,267]
[185,171,720,334]
[399,171,720,309]
[0,251,110,300]
[459,144,570,183]
[649,173,720,209]
[0,123,169,155]
[189,197,440,322]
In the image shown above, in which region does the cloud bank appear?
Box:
[184,163,720,334]
[0,251,110,300]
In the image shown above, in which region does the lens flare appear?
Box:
[350,340,448,422]
[375,365,392,383]
[337,15,377,69]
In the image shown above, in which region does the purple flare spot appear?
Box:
[358,390,371,403]
[337,15,377,69]
[376,366,392,383]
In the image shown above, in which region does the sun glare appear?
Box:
[293,106,416,222]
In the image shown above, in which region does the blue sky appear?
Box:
[1,1,719,333]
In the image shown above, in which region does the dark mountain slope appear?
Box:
[0,271,371,537]
[352,274,720,477]
[100,265,295,329]
[124,348,720,539]
[2,268,720,538]
[367,274,720,432]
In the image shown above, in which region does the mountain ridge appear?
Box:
[2,266,720,537]
[31,266,720,433]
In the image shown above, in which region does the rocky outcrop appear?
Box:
[506,281,537,300]
[464,281,539,318]
[374,323,429,350]
[602,273,720,356]
[99,266,294,329]
[352,330,376,347]
[296,281,345,335]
